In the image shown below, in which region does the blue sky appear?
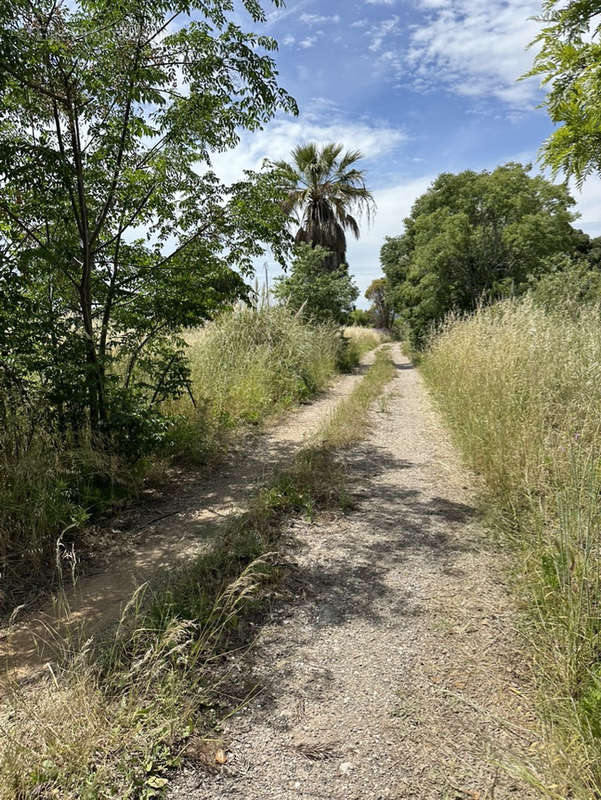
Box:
[211,0,601,305]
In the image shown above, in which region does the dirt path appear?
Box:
[0,353,378,687]
[171,345,537,799]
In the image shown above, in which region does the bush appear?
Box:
[422,298,601,796]
[348,309,372,327]
[174,305,341,434]
[529,254,601,313]
[273,244,359,324]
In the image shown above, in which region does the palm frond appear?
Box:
[278,142,375,269]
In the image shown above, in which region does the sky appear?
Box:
[210,0,601,306]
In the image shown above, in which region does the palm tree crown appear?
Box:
[274,142,375,271]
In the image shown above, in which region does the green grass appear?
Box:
[176,307,342,432]
[421,297,601,798]
[0,348,395,800]
[324,346,396,449]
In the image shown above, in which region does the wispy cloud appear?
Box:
[299,35,318,48]
[407,0,542,106]
[299,13,341,25]
[367,16,400,53]
[209,113,407,187]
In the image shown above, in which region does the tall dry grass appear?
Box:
[180,306,342,428]
[422,298,601,796]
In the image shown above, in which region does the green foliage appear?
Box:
[348,309,372,327]
[365,277,394,329]
[0,307,343,609]
[0,0,295,448]
[271,142,374,271]
[530,253,601,312]
[274,244,359,324]
[382,163,581,345]
[528,1,601,185]
[174,306,342,441]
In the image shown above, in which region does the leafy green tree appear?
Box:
[528,1,601,185]
[0,0,295,451]
[272,143,374,271]
[274,245,359,324]
[530,253,601,312]
[365,278,394,329]
[382,163,581,345]
[348,308,372,327]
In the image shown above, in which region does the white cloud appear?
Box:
[282,34,295,46]
[407,0,542,106]
[572,177,601,237]
[266,0,313,26]
[368,16,400,53]
[346,176,434,302]
[299,13,341,25]
[366,0,397,5]
[210,114,406,186]
[300,36,318,49]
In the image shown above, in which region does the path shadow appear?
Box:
[212,439,480,722]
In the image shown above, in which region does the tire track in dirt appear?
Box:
[0,351,379,688]
[171,344,538,799]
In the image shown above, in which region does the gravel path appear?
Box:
[171,345,537,799]
[0,353,377,686]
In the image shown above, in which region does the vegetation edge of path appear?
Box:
[0,349,397,800]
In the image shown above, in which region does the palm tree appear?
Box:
[274,143,375,272]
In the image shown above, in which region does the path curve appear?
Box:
[171,345,537,799]
[0,351,379,687]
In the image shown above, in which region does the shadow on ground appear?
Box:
[205,437,480,724]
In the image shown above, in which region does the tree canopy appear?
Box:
[382,163,582,345]
[528,0,601,185]
[365,278,394,329]
[274,244,359,324]
[0,0,295,451]
[272,143,374,272]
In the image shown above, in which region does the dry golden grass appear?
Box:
[422,298,601,797]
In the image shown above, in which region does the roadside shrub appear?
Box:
[175,305,341,434]
[0,306,345,610]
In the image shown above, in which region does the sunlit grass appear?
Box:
[422,298,601,797]
[0,306,361,609]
